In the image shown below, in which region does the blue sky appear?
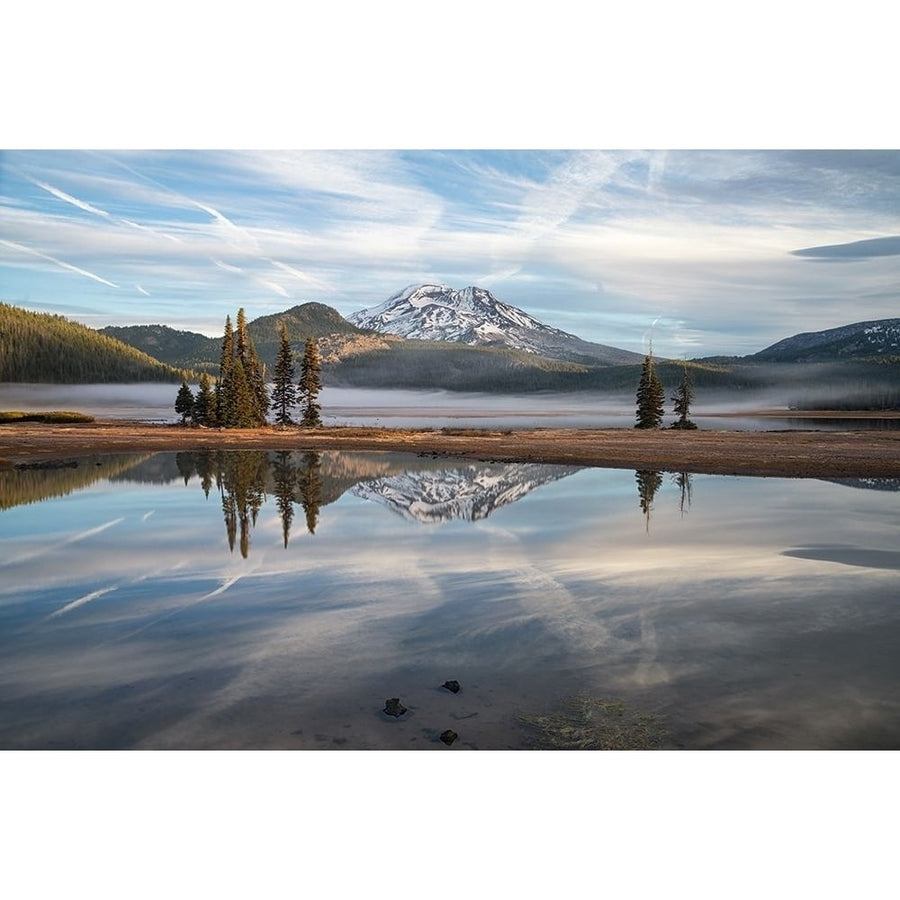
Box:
[2,148,898,357]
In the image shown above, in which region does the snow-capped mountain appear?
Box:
[348,284,643,365]
[351,461,582,524]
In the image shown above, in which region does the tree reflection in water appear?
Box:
[635,469,663,532]
[172,450,323,557]
[634,470,694,531]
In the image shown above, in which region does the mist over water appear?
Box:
[4,382,897,430]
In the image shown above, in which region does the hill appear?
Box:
[98,323,216,373]
[101,302,363,375]
[0,302,189,384]
[752,318,900,362]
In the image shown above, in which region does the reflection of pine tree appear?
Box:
[272,451,297,548]
[175,452,195,485]
[635,469,663,532]
[216,450,270,558]
[196,450,215,498]
[297,451,323,534]
[672,472,693,516]
[222,490,238,553]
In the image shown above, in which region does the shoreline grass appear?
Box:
[0,410,96,424]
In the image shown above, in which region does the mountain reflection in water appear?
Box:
[120,450,585,553]
[2,450,900,750]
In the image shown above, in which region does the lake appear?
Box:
[2,449,898,749]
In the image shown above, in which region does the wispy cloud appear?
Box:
[31,179,113,219]
[0,237,119,288]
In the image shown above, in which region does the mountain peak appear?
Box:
[348,283,642,365]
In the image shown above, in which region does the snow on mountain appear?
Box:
[351,461,582,524]
[753,318,900,362]
[348,284,643,366]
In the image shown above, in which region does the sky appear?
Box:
[2,148,898,358]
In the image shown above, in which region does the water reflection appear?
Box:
[2,451,900,750]
[120,450,583,556]
[634,470,693,530]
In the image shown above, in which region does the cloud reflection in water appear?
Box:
[1,451,899,749]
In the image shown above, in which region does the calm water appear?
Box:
[2,450,899,749]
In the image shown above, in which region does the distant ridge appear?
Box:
[752,318,900,362]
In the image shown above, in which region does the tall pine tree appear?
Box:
[671,364,697,429]
[230,358,257,428]
[299,336,323,427]
[270,321,298,426]
[635,351,665,429]
[235,308,268,425]
[216,315,236,426]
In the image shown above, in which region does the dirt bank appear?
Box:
[2,421,900,478]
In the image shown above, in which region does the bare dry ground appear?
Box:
[2,420,900,478]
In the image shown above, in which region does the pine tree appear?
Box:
[271,321,298,426]
[193,372,216,426]
[175,380,195,424]
[216,315,236,426]
[635,352,665,429]
[299,336,323,427]
[235,308,268,425]
[671,364,698,429]
[230,358,257,428]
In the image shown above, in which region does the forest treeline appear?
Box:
[0,303,189,383]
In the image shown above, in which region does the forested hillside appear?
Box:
[325,339,762,393]
[0,303,189,383]
[101,303,362,375]
[98,324,218,374]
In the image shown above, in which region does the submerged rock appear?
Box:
[383,698,407,717]
[442,680,461,694]
[440,730,458,745]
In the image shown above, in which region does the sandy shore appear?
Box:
[2,420,900,478]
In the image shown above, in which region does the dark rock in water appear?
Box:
[383,698,407,717]
[440,730,458,745]
[442,680,461,694]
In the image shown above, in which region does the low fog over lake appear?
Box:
[3,382,896,431]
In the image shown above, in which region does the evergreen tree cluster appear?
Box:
[174,312,323,428]
[216,309,270,427]
[635,353,697,429]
